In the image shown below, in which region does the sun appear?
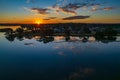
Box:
[35,20,42,25]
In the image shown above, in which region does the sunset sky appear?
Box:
[0,0,120,24]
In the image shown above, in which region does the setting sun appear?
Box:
[35,20,42,25]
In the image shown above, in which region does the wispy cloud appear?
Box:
[49,17,57,19]
[91,7,115,11]
[43,17,57,20]
[62,15,90,20]
[25,0,115,18]
[58,7,76,15]
[103,7,115,10]
[43,19,51,20]
[30,8,50,15]
[55,0,116,13]
[48,6,76,15]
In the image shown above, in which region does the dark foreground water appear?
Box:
[0,26,120,80]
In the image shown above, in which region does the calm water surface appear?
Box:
[0,26,120,80]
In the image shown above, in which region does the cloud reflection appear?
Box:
[66,67,95,80]
[53,36,100,55]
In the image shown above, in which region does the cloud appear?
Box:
[48,6,77,15]
[63,3,85,10]
[49,17,57,19]
[25,0,115,16]
[51,1,102,15]
[43,19,51,20]
[103,7,115,10]
[54,0,115,13]
[62,15,90,20]
[58,7,77,15]
[30,8,50,15]
[50,3,85,15]
[43,17,57,20]
[91,7,115,11]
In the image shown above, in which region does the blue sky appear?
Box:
[0,0,120,23]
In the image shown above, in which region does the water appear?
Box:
[0,26,20,31]
[0,26,120,80]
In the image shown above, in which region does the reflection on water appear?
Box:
[0,26,120,80]
[0,26,20,31]
[66,67,95,80]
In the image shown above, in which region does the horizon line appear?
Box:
[0,22,120,25]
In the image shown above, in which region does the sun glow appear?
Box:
[35,19,42,25]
